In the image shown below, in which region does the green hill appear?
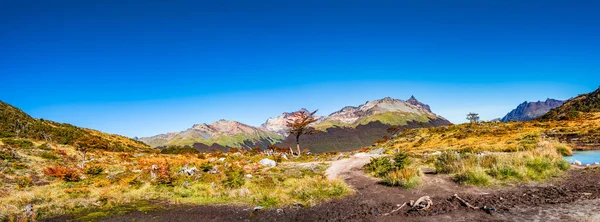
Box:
[0,100,151,152]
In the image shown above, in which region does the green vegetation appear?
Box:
[364,151,421,188]
[0,138,352,221]
[541,86,600,120]
[0,100,151,152]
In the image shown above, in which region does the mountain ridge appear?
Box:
[501,98,564,122]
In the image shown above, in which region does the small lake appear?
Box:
[563,150,600,165]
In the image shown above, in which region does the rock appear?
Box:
[369,148,386,154]
[180,165,197,176]
[218,157,226,162]
[281,154,288,160]
[134,153,145,157]
[132,169,142,173]
[208,167,219,174]
[245,174,253,179]
[595,162,600,165]
[259,158,277,167]
[293,202,303,207]
[573,160,582,166]
[276,209,284,214]
[253,206,264,211]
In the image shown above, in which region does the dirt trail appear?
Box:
[47,154,600,222]
[325,152,383,179]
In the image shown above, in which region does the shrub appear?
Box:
[160,146,199,154]
[435,151,460,174]
[40,151,59,160]
[454,169,491,186]
[222,169,245,188]
[556,160,571,171]
[364,157,394,177]
[2,139,34,149]
[43,166,81,182]
[556,145,572,156]
[381,168,421,188]
[84,165,104,176]
[15,176,33,188]
[392,151,412,169]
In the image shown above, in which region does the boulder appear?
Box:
[180,165,197,176]
[594,162,600,165]
[259,158,277,167]
[573,160,582,166]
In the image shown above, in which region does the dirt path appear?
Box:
[47,155,600,222]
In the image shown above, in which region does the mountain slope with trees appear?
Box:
[540,87,600,121]
[0,100,151,152]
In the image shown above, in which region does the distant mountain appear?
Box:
[141,96,451,152]
[0,100,151,152]
[540,87,600,121]
[260,108,323,137]
[501,99,564,122]
[139,120,284,148]
[277,96,451,153]
[314,96,448,130]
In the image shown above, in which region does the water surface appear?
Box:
[563,150,600,165]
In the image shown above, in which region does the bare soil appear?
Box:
[46,160,600,222]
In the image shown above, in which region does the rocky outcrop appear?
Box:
[502,99,564,122]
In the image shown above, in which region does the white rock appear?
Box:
[259,158,277,167]
[573,160,582,166]
[218,157,226,162]
[594,162,600,165]
[245,174,253,179]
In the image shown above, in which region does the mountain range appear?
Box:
[139,96,452,152]
[501,99,564,122]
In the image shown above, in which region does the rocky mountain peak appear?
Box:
[406,95,432,112]
[502,99,564,122]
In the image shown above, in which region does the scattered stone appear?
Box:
[132,169,142,173]
[293,202,304,207]
[218,157,226,162]
[209,158,216,162]
[133,153,145,157]
[369,148,386,155]
[276,209,284,214]
[281,154,288,160]
[245,174,253,179]
[253,206,264,212]
[259,158,277,167]
[573,160,582,166]
[586,164,591,167]
[208,167,220,174]
[595,162,600,165]
[182,181,191,188]
[180,165,197,176]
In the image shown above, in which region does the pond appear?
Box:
[563,150,600,165]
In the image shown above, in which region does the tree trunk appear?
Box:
[289,147,294,156]
[295,133,301,157]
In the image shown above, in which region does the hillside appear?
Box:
[540,87,600,121]
[0,100,151,151]
[501,99,564,122]
[276,96,451,153]
[139,120,284,149]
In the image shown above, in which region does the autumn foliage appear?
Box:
[43,166,81,182]
[286,109,319,156]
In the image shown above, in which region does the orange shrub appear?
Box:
[43,166,81,182]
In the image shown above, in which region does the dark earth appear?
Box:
[44,165,600,222]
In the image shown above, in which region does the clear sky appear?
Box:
[1,0,599,137]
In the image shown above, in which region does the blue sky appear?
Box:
[1,0,599,137]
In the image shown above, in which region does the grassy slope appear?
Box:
[541,86,600,120]
[0,100,151,152]
[384,113,600,153]
[0,139,350,220]
[164,131,284,148]
[314,111,437,130]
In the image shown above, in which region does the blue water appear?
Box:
[563,150,600,165]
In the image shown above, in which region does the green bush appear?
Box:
[556,145,572,156]
[454,169,491,186]
[435,151,460,174]
[556,160,570,171]
[2,139,34,149]
[85,165,104,176]
[222,169,245,188]
[381,168,421,188]
[40,151,59,160]
[364,157,394,177]
[393,151,412,169]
